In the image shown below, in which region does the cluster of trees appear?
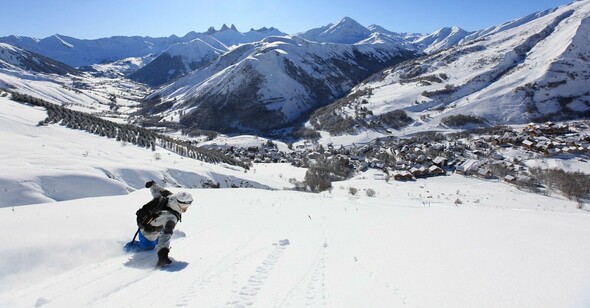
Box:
[528,167,590,203]
[10,92,244,168]
[441,114,486,127]
[302,156,352,192]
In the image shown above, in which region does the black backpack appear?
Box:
[136,197,168,232]
[136,190,181,232]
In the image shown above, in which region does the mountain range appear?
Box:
[308,2,590,136]
[0,0,588,140]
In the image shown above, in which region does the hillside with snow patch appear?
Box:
[144,34,420,135]
[1,88,589,307]
[1,99,589,306]
[308,1,590,137]
[0,95,303,207]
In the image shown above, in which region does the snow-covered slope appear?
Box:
[0,43,78,75]
[0,43,149,117]
[143,35,420,135]
[208,24,286,46]
[0,95,295,207]
[299,17,373,44]
[1,151,589,307]
[81,54,157,78]
[0,34,184,68]
[129,39,227,87]
[413,26,473,54]
[299,17,424,49]
[2,61,590,308]
[309,1,590,136]
[0,26,286,69]
[130,26,287,87]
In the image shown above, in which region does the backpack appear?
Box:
[136,189,181,232]
[136,196,168,232]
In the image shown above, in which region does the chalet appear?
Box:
[428,165,445,176]
[409,167,423,178]
[392,170,414,181]
[455,159,480,175]
[416,154,428,163]
[477,167,493,179]
[504,174,516,183]
[522,139,534,149]
[517,175,532,183]
[432,156,448,167]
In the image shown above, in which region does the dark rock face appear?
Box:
[129,53,186,86]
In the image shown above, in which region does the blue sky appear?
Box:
[1,0,573,39]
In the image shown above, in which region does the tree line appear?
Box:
[10,92,246,168]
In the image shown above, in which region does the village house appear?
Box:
[391,170,414,181]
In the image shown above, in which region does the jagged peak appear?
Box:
[206,27,216,35]
[207,24,239,34]
[250,27,277,32]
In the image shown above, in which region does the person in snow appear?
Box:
[137,180,193,268]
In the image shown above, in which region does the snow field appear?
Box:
[1,185,590,307]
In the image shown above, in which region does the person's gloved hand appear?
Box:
[145,180,156,188]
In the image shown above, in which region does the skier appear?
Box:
[136,180,193,268]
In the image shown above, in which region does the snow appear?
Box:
[2,89,590,307]
[326,0,590,139]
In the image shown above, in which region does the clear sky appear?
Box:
[0,0,574,39]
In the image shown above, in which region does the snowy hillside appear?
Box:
[0,34,184,68]
[308,0,590,137]
[129,39,227,87]
[0,26,286,71]
[413,26,473,54]
[2,181,590,308]
[0,43,78,76]
[1,91,590,306]
[299,17,373,44]
[0,95,298,207]
[299,17,423,49]
[0,44,149,118]
[144,35,420,135]
[82,54,158,78]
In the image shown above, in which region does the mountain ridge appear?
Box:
[306,1,590,137]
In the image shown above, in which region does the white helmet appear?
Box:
[175,191,193,205]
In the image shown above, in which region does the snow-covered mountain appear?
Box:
[0,26,286,70]
[142,35,421,135]
[129,26,287,87]
[79,54,158,78]
[413,26,473,54]
[0,34,184,68]
[299,17,373,44]
[129,38,227,87]
[0,43,78,75]
[308,0,590,136]
[0,41,149,117]
[298,17,422,48]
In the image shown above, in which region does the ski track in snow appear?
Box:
[2,250,157,307]
[229,242,287,307]
[354,256,411,307]
[279,241,329,307]
[175,233,264,306]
